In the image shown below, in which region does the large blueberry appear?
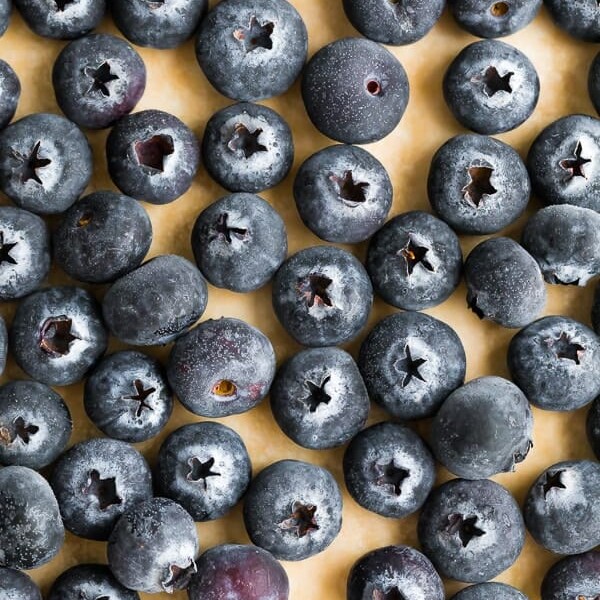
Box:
[587,395,600,459]
[0,60,20,129]
[48,564,139,600]
[451,583,528,600]
[541,551,600,599]
[544,0,600,41]
[0,567,42,600]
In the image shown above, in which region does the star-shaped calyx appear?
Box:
[374,460,410,496]
[373,589,407,600]
[559,141,591,180]
[84,61,119,97]
[330,170,369,204]
[211,213,248,243]
[0,416,39,446]
[303,376,331,412]
[227,124,267,158]
[400,237,434,276]
[82,470,123,510]
[186,456,221,489]
[542,470,567,498]
[462,165,497,207]
[394,344,427,387]
[134,134,174,173]
[122,379,155,417]
[54,0,75,11]
[545,331,585,365]
[39,316,79,357]
[298,273,333,308]
[0,232,17,266]
[279,501,319,537]
[445,513,486,547]
[233,16,275,52]
[162,561,197,593]
[472,66,514,97]
[13,141,52,185]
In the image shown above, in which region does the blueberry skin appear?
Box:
[202,102,293,194]
[544,0,600,41]
[102,255,208,346]
[53,33,146,130]
[0,466,64,570]
[191,193,287,292]
[84,350,173,443]
[156,422,251,522]
[366,211,463,311]
[0,380,72,470]
[10,286,108,386]
[0,316,6,376]
[443,40,539,135]
[270,347,370,450]
[588,396,600,459]
[302,37,410,144]
[347,545,445,600]
[593,282,600,334]
[417,478,525,582]
[294,144,393,244]
[48,564,139,600]
[428,134,531,235]
[358,311,466,420]
[541,551,600,600]
[451,583,529,600]
[508,316,600,411]
[0,113,93,214]
[243,459,342,561]
[0,567,42,600]
[431,376,533,479]
[343,422,436,519]
[465,237,546,328]
[167,317,276,417]
[108,497,200,594]
[589,53,600,115]
[106,109,200,205]
[0,206,51,300]
[272,245,373,347]
[50,437,153,541]
[195,0,307,102]
[0,60,20,130]
[0,0,10,37]
[524,460,600,554]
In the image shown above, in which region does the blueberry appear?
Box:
[195,0,307,101]
[202,102,293,194]
[347,545,445,600]
[0,315,6,376]
[588,396,600,459]
[0,0,10,36]
[48,564,139,600]
[589,52,600,115]
[191,193,287,292]
[443,40,539,134]
[508,316,600,411]
[524,460,600,554]
[418,478,525,582]
[0,60,20,129]
[358,311,466,420]
[0,206,51,300]
[188,544,289,600]
[106,109,200,205]
[52,33,146,130]
[84,350,173,443]
[593,283,600,334]
[0,113,93,214]
[167,317,276,417]
[343,422,436,519]
[107,497,199,594]
[0,465,64,570]
[544,0,600,41]
[464,237,546,328]
[0,380,72,470]
[272,245,373,347]
[427,134,531,235]
[10,286,108,386]
[50,437,153,541]
[102,255,208,346]
[293,144,393,244]
[270,347,369,450]
[0,567,42,600]
[541,551,600,600]
[243,459,342,561]
[302,37,409,144]
[366,210,463,310]
[155,422,251,522]
[527,114,600,212]
[451,583,528,600]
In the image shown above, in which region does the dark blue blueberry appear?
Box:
[53,191,152,284]
[431,376,533,479]
[107,497,199,594]
[451,583,528,600]
[0,206,50,300]
[167,317,276,417]
[106,109,200,205]
[84,350,173,443]
[347,545,445,600]
[0,567,42,600]
[0,0,10,36]
[52,33,146,130]
[0,315,6,376]
[294,144,393,244]
[195,0,307,101]
[302,37,409,144]
[0,60,20,129]
[191,193,287,292]
[593,282,600,334]
[508,316,600,411]
[102,255,208,346]
[544,0,600,41]
[0,380,72,470]
[48,564,139,600]
[272,245,373,347]
[202,102,293,194]
[366,210,463,310]
[358,311,466,420]
[270,347,369,449]
[243,459,342,561]
[464,237,546,328]
[541,551,600,600]
[524,460,600,554]
[427,134,531,234]
[10,286,108,386]
[343,422,436,519]
[0,465,64,570]
[0,113,93,214]
[443,40,539,134]
[50,437,153,541]
[589,52,600,115]
[417,478,525,582]
[587,395,600,459]
[156,421,251,522]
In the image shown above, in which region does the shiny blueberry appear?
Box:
[0,59,20,129]
[0,567,42,600]
[451,583,529,600]
[541,551,600,600]
[48,564,139,600]
[544,0,600,41]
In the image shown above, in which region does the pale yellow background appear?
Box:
[0,2,597,599]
